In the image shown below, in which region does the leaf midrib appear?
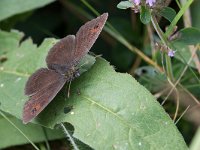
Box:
[1,69,30,77]
[81,95,139,132]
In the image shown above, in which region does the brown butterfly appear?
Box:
[23,13,108,124]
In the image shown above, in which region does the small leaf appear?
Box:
[173,27,200,45]
[159,7,176,22]
[172,41,196,68]
[0,0,55,21]
[140,6,151,24]
[117,1,133,9]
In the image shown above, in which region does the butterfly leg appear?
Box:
[65,69,80,99]
[67,81,72,98]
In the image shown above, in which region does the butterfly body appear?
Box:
[22,13,108,124]
[63,66,80,80]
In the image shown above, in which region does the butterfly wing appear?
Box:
[23,68,67,124]
[45,13,108,74]
[73,13,108,62]
[46,35,76,74]
[25,68,64,96]
[23,13,108,124]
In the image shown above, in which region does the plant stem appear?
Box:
[151,15,174,80]
[60,123,79,150]
[165,0,194,37]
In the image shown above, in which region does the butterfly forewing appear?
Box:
[74,13,108,62]
[46,35,76,73]
[23,71,67,123]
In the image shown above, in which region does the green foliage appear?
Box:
[172,41,196,68]
[0,0,199,149]
[117,1,133,9]
[190,127,200,150]
[170,27,200,68]
[0,30,24,55]
[0,30,188,149]
[0,0,55,21]
[140,6,151,24]
[0,115,64,149]
[191,0,200,28]
[158,7,176,22]
[173,27,200,45]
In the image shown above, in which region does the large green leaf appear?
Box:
[0,115,64,149]
[0,30,187,149]
[0,0,55,21]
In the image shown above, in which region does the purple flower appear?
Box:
[132,0,141,5]
[168,50,176,57]
[146,0,156,6]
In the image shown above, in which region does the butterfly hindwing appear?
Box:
[25,68,64,96]
[23,69,67,123]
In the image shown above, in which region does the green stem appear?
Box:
[42,127,51,150]
[60,123,79,150]
[175,0,182,9]
[80,0,99,16]
[165,0,194,37]
[151,15,174,80]
[151,16,168,44]
[165,54,174,80]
